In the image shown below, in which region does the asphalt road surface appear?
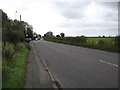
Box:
[25,43,53,88]
[31,39,118,88]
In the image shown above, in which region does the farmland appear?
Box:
[44,37,119,53]
[87,37,115,45]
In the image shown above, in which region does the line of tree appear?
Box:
[1,9,34,45]
[56,33,65,37]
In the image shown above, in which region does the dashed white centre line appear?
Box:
[99,60,118,67]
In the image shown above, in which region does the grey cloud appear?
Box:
[53,2,89,19]
[98,2,118,10]
[53,2,118,21]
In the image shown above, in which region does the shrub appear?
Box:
[2,66,12,81]
[24,43,30,50]
[115,35,120,47]
[6,30,24,44]
[2,43,29,88]
[66,37,87,43]
[3,42,15,59]
[56,35,60,37]
[15,42,24,50]
[98,40,106,45]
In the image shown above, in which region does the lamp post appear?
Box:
[20,15,21,31]
[15,11,17,20]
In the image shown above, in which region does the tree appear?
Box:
[25,25,33,38]
[2,10,33,44]
[102,35,105,38]
[60,33,65,37]
[2,10,8,44]
[56,35,60,37]
[6,30,24,44]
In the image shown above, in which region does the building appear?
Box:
[44,31,53,37]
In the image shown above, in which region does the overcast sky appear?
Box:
[0,0,119,36]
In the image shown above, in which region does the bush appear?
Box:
[98,40,106,45]
[65,37,87,43]
[115,36,120,47]
[2,43,29,88]
[15,42,24,50]
[3,42,15,59]
[25,43,30,50]
[6,30,24,44]
[2,66,12,81]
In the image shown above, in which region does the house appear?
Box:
[44,31,53,37]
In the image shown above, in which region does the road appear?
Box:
[31,39,118,88]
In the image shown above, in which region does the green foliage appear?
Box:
[114,35,120,47]
[2,10,33,44]
[25,26,33,38]
[44,37,119,53]
[2,65,12,81]
[60,33,65,37]
[2,43,29,88]
[49,36,87,43]
[15,42,25,50]
[6,30,24,44]
[56,35,60,37]
[2,42,15,59]
[98,40,106,45]
[24,42,30,50]
[2,10,31,88]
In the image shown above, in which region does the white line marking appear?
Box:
[99,60,118,67]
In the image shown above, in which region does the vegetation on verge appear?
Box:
[2,43,29,88]
[1,10,31,88]
[44,36,120,53]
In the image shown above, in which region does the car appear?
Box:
[25,38,31,43]
[35,38,38,40]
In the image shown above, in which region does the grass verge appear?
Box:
[44,38,119,53]
[2,43,29,88]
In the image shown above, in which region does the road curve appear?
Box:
[31,40,118,88]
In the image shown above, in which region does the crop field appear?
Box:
[86,37,115,46]
[44,37,119,53]
[87,37,115,42]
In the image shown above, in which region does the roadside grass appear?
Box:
[2,43,29,88]
[0,42,2,47]
[44,37,119,53]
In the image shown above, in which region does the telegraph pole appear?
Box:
[15,11,17,20]
[20,15,21,31]
[20,15,21,21]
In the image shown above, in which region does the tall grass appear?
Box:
[2,43,29,88]
[2,42,15,59]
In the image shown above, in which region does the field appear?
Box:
[44,37,119,53]
[86,37,115,46]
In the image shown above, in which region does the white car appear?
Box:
[35,38,38,40]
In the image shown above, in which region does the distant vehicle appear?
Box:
[25,38,31,43]
[35,38,38,40]
[35,37,41,40]
[38,37,40,40]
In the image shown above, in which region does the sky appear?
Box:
[0,0,119,37]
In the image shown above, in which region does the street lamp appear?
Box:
[15,11,17,20]
[20,15,21,31]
